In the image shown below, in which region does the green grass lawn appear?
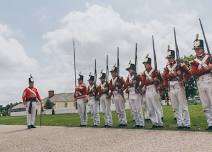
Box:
[0,104,210,132]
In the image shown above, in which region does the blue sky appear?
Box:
[0,0,211,105]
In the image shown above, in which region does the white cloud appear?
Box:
[0,24,37,72]
[42,4,206,76]
[0,24,38,105]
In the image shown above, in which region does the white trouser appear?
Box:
[156,93,164,119]
[112,92,127,125]
[100,94,113,126]
[26,101,37,126]
[77,98,87,126]
[88,97,100,126]
[169,81,190,127]
[141,95,150,119]
[145,85,163,126]
[128,88,144,126]
[128,96,135,121]
[197,74,212,127]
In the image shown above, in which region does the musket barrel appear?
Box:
[199,18,211,55]
[73,40,77,87]
[117,47,120,76]
[174,28,180,65]
[152,35,157,71]
[73,40,77,109]
[135,43,138,73]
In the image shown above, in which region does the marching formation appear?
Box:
[22,19,212,130]
[73,19,212,130]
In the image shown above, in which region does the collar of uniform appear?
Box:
[89,84,94,87]
[168,60,176,66]
[146,67,153,72]
[196,53,206,59]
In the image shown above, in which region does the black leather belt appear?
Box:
[26,97,37,101]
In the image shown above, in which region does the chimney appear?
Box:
[48,90,54,98]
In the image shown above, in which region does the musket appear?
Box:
[199,18,211,55]
[73,40,77,109]
[94,59,100,111]
[116,47,124,96]
[152,35,157,71]
[106,55,109,82]
[117,47,120,77]
[135,43,138,73]
[174,27,181,66]
[199,18,212,63]
[152,35,162,87]
[134,43,140,93]
[94,59,97,85]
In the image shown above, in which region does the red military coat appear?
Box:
[162,61,191,87]
[22,87,41,103]
[74,83,87,100]
[191,54,211,77]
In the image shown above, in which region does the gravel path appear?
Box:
[0,125,212,152]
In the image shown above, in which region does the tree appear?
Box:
[180,55,198,98]
[44,98,55,110]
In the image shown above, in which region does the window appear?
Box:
[65,102,68,108]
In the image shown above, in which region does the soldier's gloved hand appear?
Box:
[169,71,176,77]
[176,70,182,76]
[208,63,212,70]
[203,65,210,71]
[180,63,185,68]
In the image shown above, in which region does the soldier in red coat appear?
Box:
[191,34,212,130]
[109,65,127,128]
[74,74,88,127]
[22,75,42,129]
[162,47,191,129]
[125,61,144,128]
[87,74,100,127]
[97,72,113,128]
[140,55,163,128]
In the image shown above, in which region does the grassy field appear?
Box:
[0,104,210,131]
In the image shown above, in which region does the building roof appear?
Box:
[43,93,74,103]
[12,103,25,109]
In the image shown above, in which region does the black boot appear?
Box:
[177,126,184,129]
[27,125,31,129]
[152,125,157,128]
[31,125,36,128]
[207,126,212,130]
[184,126,191,129]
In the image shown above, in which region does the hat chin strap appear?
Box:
[197,52,205,57]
